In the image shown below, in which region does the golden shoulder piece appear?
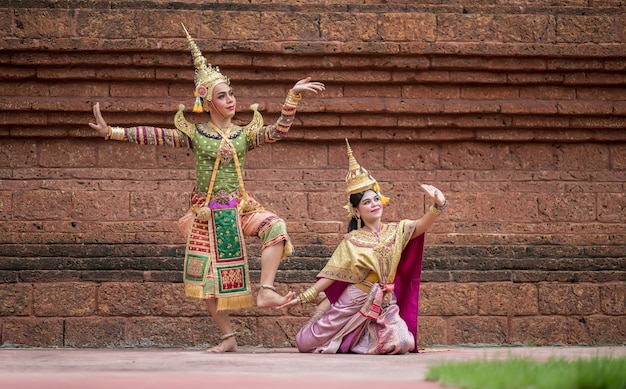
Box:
[174,104,196,138]
[243,103,264,133]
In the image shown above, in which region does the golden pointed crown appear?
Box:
[344,139,390,209]
[345,139,377,194]
[181,23,229,102]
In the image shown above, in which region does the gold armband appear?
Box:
[106,126,126,141]
[429,200,450,216]
[285,89,302,107]
[297,286,319,305]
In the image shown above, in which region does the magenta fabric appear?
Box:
[394,233,425,352]
[319,233,426,353]
[208,199,238,209]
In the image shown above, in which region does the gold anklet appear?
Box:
[220,332,236,340]
[260,284,277,292]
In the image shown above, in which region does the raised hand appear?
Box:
[420,184,447,207]
[88,102,109,138]
[291,77,325,95]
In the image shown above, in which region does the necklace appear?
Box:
[362,224,383,234]
[209,122,236,163]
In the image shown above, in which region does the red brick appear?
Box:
[320,13,378,41]
[379,13,436,42]
[510,316,569,345]
[127,317,194,346]
[0,284,32,316]
[308,191,347,222]
[571,116,626,130]
[443,101,502,114]
[578,87,626,101]
[508,73,562,84]
[129,191,188,220]
[14,9,73,39]
[538,193,597,222]
[618,14,626,42]
[0,140,37,167]
[12,190,74,220]
[2,318,64,347]
[600,283,626,315]
[565,72,626,85]
[394,70,449,83]
[611,144,626,170]
[98,282,166,316]
[597,193,626,222]
[439,142,496,170]
[344,85,401,98]
[0,9,11,37]
[110,82,168,98]
[478,283,538,316]
[496,14,556,43]
[587,316,626,344]
[420,283,478,316]
[403,85,459,99]
[495,143,556,169]
[259,12,320,41]
[461,85,519,99]
[538,284,601,315]
[519,85,576,100]
[557,15,615,43]
[0,81,49,97]
[449,317,508,344]
[559,101,616,116]
[451,71,508,84]
[252,190,309,221]
[438,14,498,42]
[34,283,97,316]
[555,143,610,170]
[65,318,126,347]
[417,316,447,346]
[384,143,440,171]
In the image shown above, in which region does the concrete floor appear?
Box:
[1,346,625,389]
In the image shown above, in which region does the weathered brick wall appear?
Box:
[1,1,624,348]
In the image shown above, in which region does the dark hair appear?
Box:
[347,190,369,232]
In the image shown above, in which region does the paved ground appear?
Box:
[1,346,625,389]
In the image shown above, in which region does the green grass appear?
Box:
[425,356,626,389]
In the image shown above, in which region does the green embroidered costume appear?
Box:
[108,93,300,310]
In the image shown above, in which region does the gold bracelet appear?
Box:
[104,126,112,140]
[429,199,450,217]
[109,126,126,141]
[429,204,442,217]
[285,89,302,107]
[297,286,319,305]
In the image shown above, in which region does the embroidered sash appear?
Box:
[182,123,254,310]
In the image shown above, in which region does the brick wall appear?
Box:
[0,1,624,348]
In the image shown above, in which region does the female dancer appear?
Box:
[89,25,325,352]
[280,140,448,354]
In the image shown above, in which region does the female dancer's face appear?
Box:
[356,190,383,226]
[206,82,236,119]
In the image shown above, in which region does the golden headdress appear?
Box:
[343,139,390,218]
[181,23,230,112]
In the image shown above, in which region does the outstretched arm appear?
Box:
[87,102,191,147]
[276,277,335,310]
[410,184,449,240]
[247,77,325,148]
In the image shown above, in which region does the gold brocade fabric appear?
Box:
[317,220,417,286]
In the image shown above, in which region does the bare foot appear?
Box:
[206,336,237,353]
[257,288,296,308]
